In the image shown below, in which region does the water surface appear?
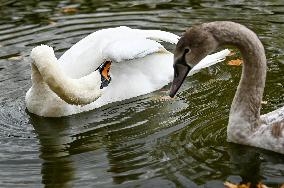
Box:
[0,0,284,187]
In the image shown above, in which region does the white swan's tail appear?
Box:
[188,49,231,76]
[137,29,180,44]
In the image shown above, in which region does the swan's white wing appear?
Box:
[104,38,169,62]
[188,49,231,76]
[58,26,179,78]
[134,29,180,44]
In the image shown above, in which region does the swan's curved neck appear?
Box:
[30,46,103,105]
[206,22,267,137]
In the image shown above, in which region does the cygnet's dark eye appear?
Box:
[184,48,190,54]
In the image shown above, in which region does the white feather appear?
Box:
[104,38,167,62]
[188,49,231,76]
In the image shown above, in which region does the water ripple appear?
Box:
[0,0,284,187]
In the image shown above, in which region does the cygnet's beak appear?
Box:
[169,58,191,98]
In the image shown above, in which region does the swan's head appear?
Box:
[169,24,218,97]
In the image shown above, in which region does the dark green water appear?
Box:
[0,0,284,187]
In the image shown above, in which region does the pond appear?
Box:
[0,0,284,187]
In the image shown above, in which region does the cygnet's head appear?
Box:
[169,24,219,97]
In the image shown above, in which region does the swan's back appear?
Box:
[58,27,123,78]
[58,26,179,78]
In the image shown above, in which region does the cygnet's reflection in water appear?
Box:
[227,143,284,186]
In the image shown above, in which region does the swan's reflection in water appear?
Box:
[30,115,75,187]
[28,94,191,187]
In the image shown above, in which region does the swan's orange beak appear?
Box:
[169,59,191,98]
[101,61,111,81]
[98,61,112,89]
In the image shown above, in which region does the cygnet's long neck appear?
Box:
[205,22,267,138]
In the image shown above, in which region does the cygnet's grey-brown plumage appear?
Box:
[170,21,284,154]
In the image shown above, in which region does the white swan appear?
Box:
[26,26,230,117]
[169,21,284,154]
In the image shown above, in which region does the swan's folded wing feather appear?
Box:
[188,49,231,76]
[104,38,169,62]
[136,29,180,44]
